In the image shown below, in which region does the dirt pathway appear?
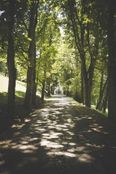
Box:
[0,95,116,174]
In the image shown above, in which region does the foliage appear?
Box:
[0,0,116,118]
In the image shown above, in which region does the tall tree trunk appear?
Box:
[47,79,51,97]
[83,71,92,108]
[41,64,47,101]
[81,63,84,104]
[96,69,104,110]
[24,1,38,109]
[67,0,95,107]
[84,80,92,107]
[97,78,108,111]
[7,0,16,118]
[81,53,94,108]
[103,84,108,113]
[41,79,45,101]
[107,2,116,120]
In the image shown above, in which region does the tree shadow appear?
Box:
[0,91,43,133]
[0,96,116,174]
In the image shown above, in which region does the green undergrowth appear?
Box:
[0,91,25,105]
[0,91,43,133]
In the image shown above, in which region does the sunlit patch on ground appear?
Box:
[78,153,95,163]
[0,95,116,174]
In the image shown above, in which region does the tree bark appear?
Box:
[97,78,108,111]
[47,79,51,97]
[7,0,16,118]
[24,1,38,109]
[67,0,96,107]
[81,64,84,103]
[96,70,104,110]
[107,2,116,119]
[41,67,46,101]
[103,83,108,113]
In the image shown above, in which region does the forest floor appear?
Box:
[0,95,116,174]
[0,74,27,132]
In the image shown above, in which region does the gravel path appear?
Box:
[0,95,116,174]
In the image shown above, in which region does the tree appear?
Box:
[64,0,101,107]
[24,1,39,109]
[7,0,16,117]
[107,1,116,119]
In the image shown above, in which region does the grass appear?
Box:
[91,104,108,117]
[0,74,26,105]
[0,75,43,133]
[0,91,25,105]
[0,92,8,105]
[0,91,28,133]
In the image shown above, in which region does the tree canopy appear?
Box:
[0,0,116,121]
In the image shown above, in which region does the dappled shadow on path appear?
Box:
[0,95,116,174]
